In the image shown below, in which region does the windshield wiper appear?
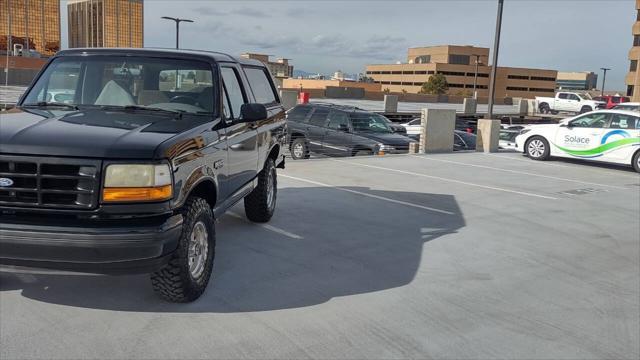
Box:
[97,105,185,118]
[22,101,79,110]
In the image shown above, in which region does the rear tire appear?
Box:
[244,158,277,223]
[632,150,640,173]
[151,197,215,303]
[290,138,310,160]
[539,103,550,114]
[525,136,550,161]
[580,106,592,114]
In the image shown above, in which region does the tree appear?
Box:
[418,74,449,95]
[383,88,391,93]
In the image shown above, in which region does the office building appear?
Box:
[365,45,558,99]
[556,71,598,91]
[67,0,143,48]
[0,0,61,56]
[626,0,640,101]
[241,53,293,87]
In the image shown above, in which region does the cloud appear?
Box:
[190,7,269,18]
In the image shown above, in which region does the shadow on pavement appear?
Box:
[1,186,465,313]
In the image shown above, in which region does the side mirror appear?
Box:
[239,103,267,122]
[338,124,350,132]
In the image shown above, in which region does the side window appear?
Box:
[454,134,466,148]
[220,67,246,119]
[287,106,312,123]
[609,114,638,129]
[327,110,350,130]
[568,94,580,101]
[571,113,610,128]
[409,119,421,126]
[308,108,329,127]
[243,67,277,105]
[558,93,568,100]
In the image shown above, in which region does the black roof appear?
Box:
[299,102,371,114]
[55,47,265,67]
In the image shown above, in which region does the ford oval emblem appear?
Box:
[0,178,14,187]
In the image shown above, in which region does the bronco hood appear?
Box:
[0,107,212,159]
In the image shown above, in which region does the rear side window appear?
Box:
[287,106,312,123]
[243,67,277,105]
[308,108,329,127]
[327,110,350,130]
[609,114,639,129]
[558,93,568,99]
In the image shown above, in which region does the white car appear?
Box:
[515,110,640,172]
[536,92,606,115]
[613,102,640,112]
[499,130,520,151]
[401,118,422,136]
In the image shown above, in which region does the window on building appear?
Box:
[402,71,415,75]
[508,75,529,80]
[530,76,556,82]
[415,71,428,75]
[243,67,278,105]
[529,88,555,93]
[634,35,640,47]
[448,55,470,65]
[630,60,638,72]
[438,71,466,77]
[637,9,640,21]
[506,87,528,91]
[628,85,635,97]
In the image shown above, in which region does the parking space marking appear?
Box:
[280,174,455,215]
[226,212,303,239]
[333,160,559,200]
[410,155,627,190]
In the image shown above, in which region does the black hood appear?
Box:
[0,107,213,159]
[356,131,413,147]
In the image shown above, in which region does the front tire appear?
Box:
[632,150,640,173]
[526,136,550,161]
[244,158,277,223]
[290,138,310,160]
[539,103,550,114]
[151,197,215,303]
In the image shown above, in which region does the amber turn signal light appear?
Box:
[102,185,173,203]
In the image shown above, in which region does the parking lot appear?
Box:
[1,152,639,359]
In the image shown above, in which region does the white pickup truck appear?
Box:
[536,92,605,115]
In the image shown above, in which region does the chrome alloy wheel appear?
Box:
[188,221,209,279]
[292,142,304,159]
[528,139,545,158]
[265,167,276,209]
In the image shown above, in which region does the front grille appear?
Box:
[0,155,101,210]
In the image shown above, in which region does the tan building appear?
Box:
[626,0,640,101]
[240,53,293,87]
[366,45,558,99]
[282,78,381,92]
[67,0,143,48]
[557,71,598,91]
[0,0,61,56]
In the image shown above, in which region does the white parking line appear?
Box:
[226,212,303,239]
[332,159,559,200]
[280,174,455,215]
[410,155,628,190]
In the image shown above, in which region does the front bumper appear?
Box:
[0,214,183,275]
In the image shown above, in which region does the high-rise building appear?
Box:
[240,53,293,87]
[67,0,143,48]
[366,45,558,99]
[556,72,598,91]
[0,0,61,57]
[626,0,640,101]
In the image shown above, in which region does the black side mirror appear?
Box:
[338,124,350,132]
[239,103,267,122]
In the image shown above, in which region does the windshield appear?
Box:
[22,56,216,115]
[350,113,393,133]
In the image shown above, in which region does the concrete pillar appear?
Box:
[419,108,456,153]
[462,98,477,115]
[279,90,298,110]
[384,95,398,113]
[476,119,501,153]
[517,99,528,116]
[408,142,420,154]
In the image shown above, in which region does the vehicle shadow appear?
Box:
[0,186,465,313]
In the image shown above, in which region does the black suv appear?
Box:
[287,104,414,159]
[0,48,286,302]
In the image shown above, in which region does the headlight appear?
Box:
[102,164,173,203]
[519,129,531,135]
[377,144,396,155]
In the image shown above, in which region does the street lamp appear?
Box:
[160,16,194,49]
[600,67,610,96]
[486,0,504,119]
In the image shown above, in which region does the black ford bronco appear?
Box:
[0,48,286,302]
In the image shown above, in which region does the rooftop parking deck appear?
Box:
[1,152,639,359]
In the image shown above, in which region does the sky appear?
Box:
[60,0,636,91]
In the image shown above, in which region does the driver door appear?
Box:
[553,112,611,158]
[322,110,353,156]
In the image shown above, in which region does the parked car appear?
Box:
[382,117,408,135]
[515,110,640,172]
[401,118,422,136]
[454,130,477,151]
[536,92,606,114]
[593,95,631,109]
[0,48,287,302]
[287,104,414,159]
[613,102,640,112]
[499,130,520,150]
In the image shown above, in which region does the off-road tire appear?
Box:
[244,158,277,223]
[151,197,215,303]
[632,150,640,173]
[290,138,310,160]
[525,136,551,161]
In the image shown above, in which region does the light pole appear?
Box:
[161,16,194,49]
[472,54,481,99]
[486,0,504,119]
[600,67,610,96]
